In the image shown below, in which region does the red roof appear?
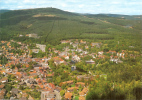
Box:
[49,83,55,88]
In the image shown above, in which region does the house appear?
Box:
[60,81,74,86]
[53,57,64,65]
[72,44,78,48]
[64,92,73,100]
[83,51,88,55]
[85,59,95,64]
[21,92,28,99]
[15,72,22,79]
[117,52,125,58]
[91,42,102,48]
[80,40,86,44]
[19,34,23,37]
[29,34,38,38]
[67,87,79,92]
[33,64,42,70]
[109,50,116,54]
[110,58,123,64]
[98,51,104,55]
[98,55,105,59]
[62,55,69,60]
[11,88,19,97]
[63,46,70,51]
[0,71,6,75]
[79,96,85,100]
[72,55,80,62]
[85,45,89,49]
[55,86,62,92]
[75,82,85,87]
[18,81,26,85]
[0,89,6,99]
[41,90,56,100]
[71,66,76,71]
[0,84,5,90]
[79,87,88,96]
[110,58,118,62]
[28,95,34,100]
[0,64,3,68]
[30,84,36,89]
[76,48,83,52]
[54,50,59,53]
[32,49,39,53]
[5,68,12,73]
[0,77,8,83]
[19,97,27,100]
[47,91,56,99]
[61,40,70,44]
[27,79,37,85]
[59,51,68,57]
[48,83,55,89]
[36,44,46,52]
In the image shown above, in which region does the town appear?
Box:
[0,34,141,100]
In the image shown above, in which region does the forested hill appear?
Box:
[0,7,142,49]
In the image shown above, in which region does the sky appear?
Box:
[0,0,142,15]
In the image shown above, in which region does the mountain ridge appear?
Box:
[0,7,141,47]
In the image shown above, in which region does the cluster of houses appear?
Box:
[0,39,140,100]
[0,40,89,100]
[60,40,125,64]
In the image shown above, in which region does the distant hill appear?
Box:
[0,10,11,13]
[83,13,142,20]
[0,7,141,48]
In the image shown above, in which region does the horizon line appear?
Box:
[0,7,142,16]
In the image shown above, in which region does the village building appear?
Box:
[80,40,86,44]
[0,77,8,83]
[79,96,85,100]
[36,44,46,52]
[91,42,102,48]
[67,87,79,92]
[72,55,80,62]
[29,34,38,38]
[60,80,74,86]
[32,49,39,53]
[0,89,6,99]
[61,40,70,44]
[64,92,73,100]
[85,59,95,64]
[75,82,85,87]
[79,87,88,96]
[53,57,65,65]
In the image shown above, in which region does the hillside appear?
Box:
[0,8,141,50]
[0,9,11,13]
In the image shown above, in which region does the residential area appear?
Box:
[0,39,141,100]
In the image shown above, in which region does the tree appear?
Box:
[61,83,67,90]
[5,84,12,91]
[73,88,78,94]
[10,64,15,69]
[56,77,61,85]
[60,90,65,97]
[0,55,8,64]
[79,85,83,91]
[8,74,16,81]
[19,85,24,90]
[133,87,142,100]
[5,91,11,99]
[16,63,21,69]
